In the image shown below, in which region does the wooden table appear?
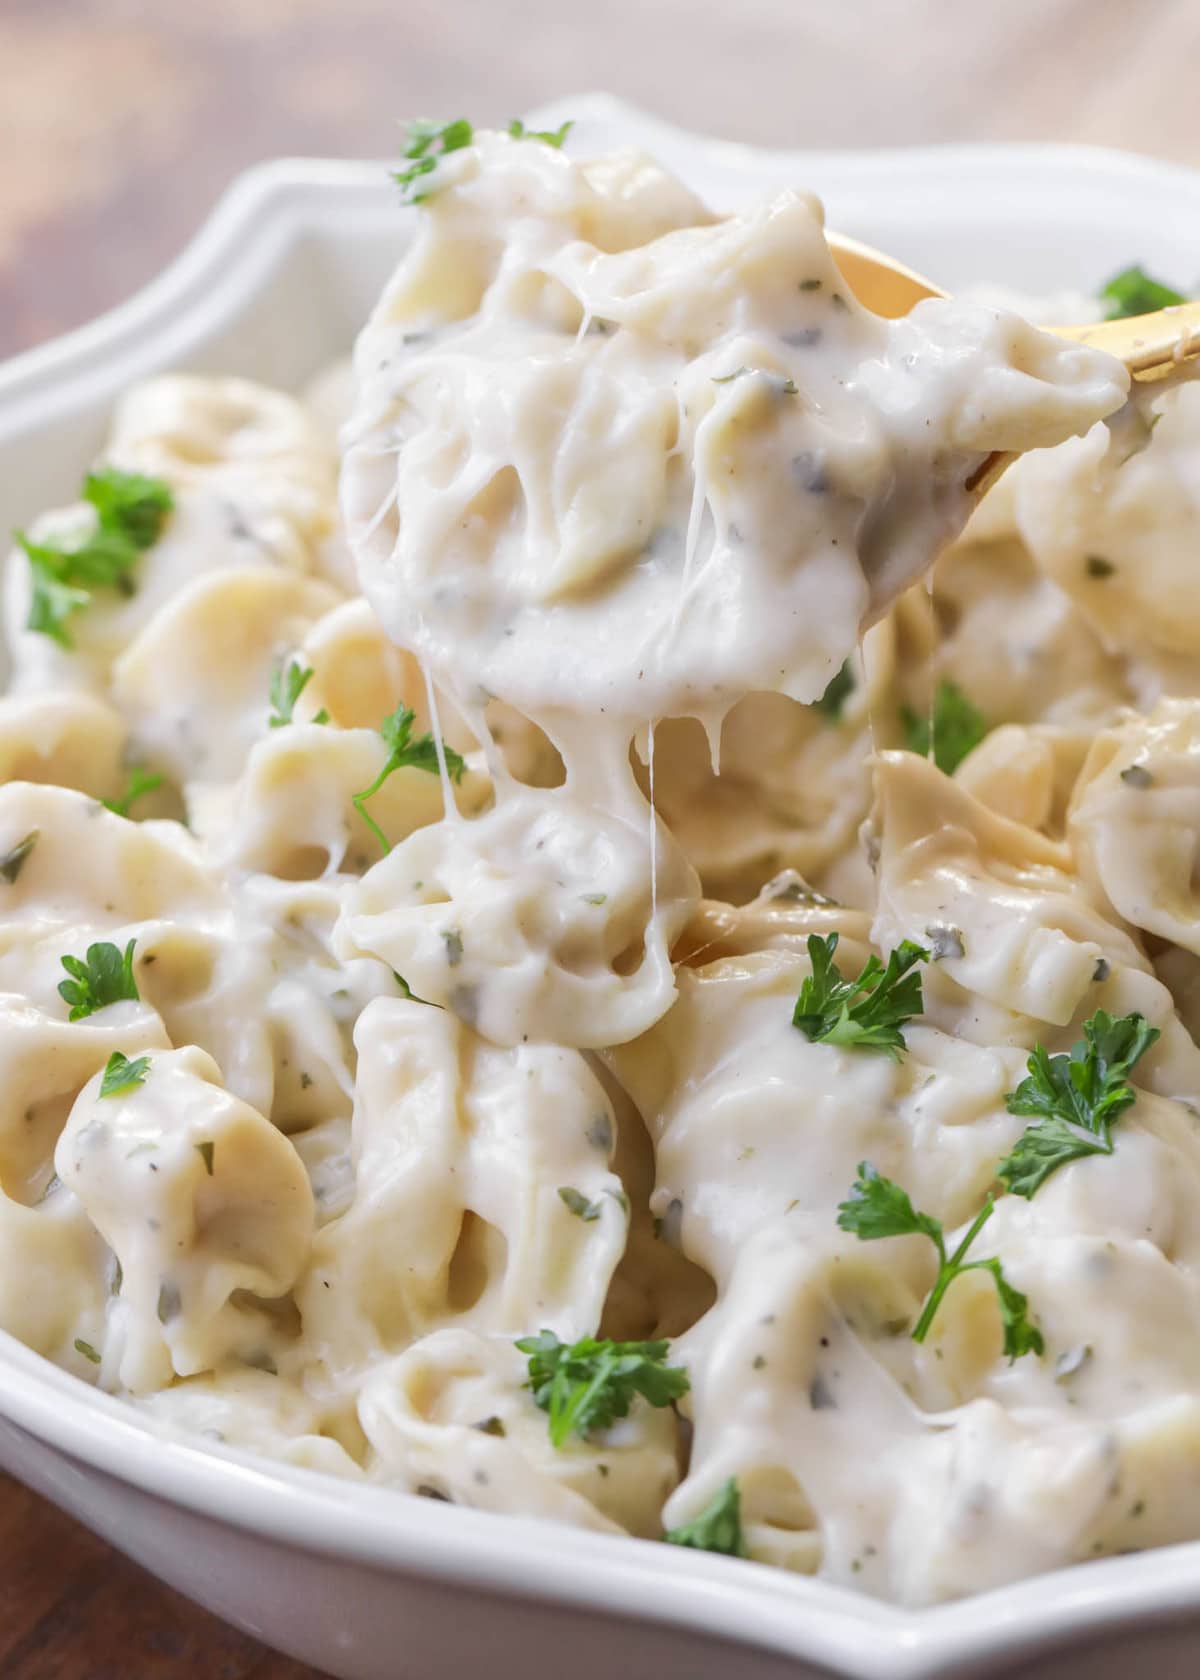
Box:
[1,0,1198,1671]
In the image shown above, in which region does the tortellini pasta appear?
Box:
[8,124,1200,1615]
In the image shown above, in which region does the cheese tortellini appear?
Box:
[7,124,1200,1614]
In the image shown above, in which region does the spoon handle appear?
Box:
[1051,300,1200,378]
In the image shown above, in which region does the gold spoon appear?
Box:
[826,232,1200,493]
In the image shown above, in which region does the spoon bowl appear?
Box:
[826,231,1200,496]
[827,230,1200,374]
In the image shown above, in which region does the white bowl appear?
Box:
[4,94,1200,1680]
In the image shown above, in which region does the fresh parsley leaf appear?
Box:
[558,1187,602,1222]
[20,544,91,646]
[792,932,928,1059]
[351,704,466,855]
[813,659,855,722]
[0,829,37,883]
[838,1162,1043,1360]
[1101,265,1186,320]
[835,1161,943,1246]
[979,1259,1046,1361]
[102,765,164,818]
[507,118,573,147]
[998,1115,1109,1198]
[997,1011,1159,1198]
[516,1329,689,1448]
[16,465,173,646]
[58,939,140,1020]
[268,658,328,728]
[664,1478,748,1558]
[900,679,987,774]
[83,467,174,547]
[99,1051,150,1098]
[393,118,474,203]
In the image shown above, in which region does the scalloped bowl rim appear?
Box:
[2,91,1200,1679]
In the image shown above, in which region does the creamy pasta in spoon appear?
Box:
[4,120,1199,1607]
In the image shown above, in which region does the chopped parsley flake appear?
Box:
[268,658,328,728]
[99,1051,151,1098]
[392,118,474,203]
[558,1186,602,1222]
[102,765,164,818]
[792,932,928,1059]
[997,1011,1159,1199]
[813,659,855,722]
[925,924,965,962]
[17,465,173,646]
[0,829,37,883]
[351,704,466,854]
[59,939,139,1020]
[1100,264,1186,320]
[74,1337,102,1365]
[393,972,438,1007]
[507,118,573,147]
[664,1478,748,1557]
[196,1140,215,1176]
[900,678,987,774]
[516,1329,689,1448]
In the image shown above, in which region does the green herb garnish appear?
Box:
[664,1478,748,1558]
[516,1329,689,1448]
[507,118,573,147]
[74,1338,102,1365]
[838,1162,1043,1360]
[351,704,466,855]
[82,468,173,545]
[196,1140,215,1176]
[792,932,928,1059]
[16,465,173,646]
[102,766,164,818]
[1100,264,1186,320]
[558,1187,602,1222]
[997,1011,1159,1199]
[99,1051,150,1098]
[813,659,855,722]
[900,678,987,774]
[393,118,474,203]
[0,829,38,883]
[268,658,328,728]
[58,939,139,1020]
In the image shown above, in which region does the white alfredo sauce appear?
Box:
[16,122,1200,1613]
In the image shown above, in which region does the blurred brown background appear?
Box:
[1,0,1199,1674]
[3,0,1200,357]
